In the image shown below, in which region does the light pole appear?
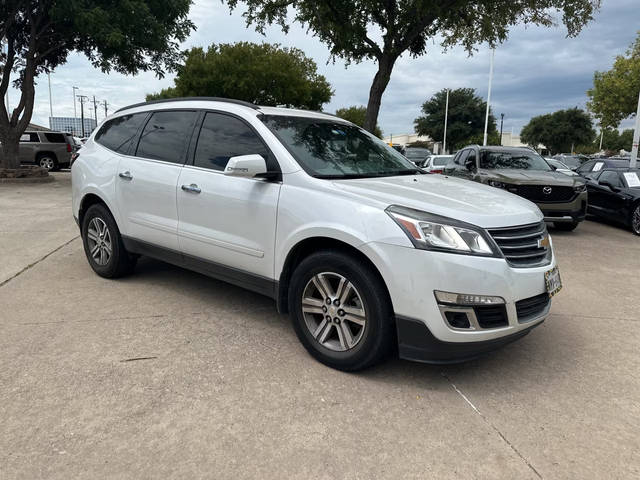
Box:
[77,95,88,137]
[499,113,504,146]
[101,100,108,118]
[629,89,640,169]
[483,48,495,146]
[47,73,53,119]
[443,89,449,154]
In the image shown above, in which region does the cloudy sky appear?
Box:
[13,0,639,136]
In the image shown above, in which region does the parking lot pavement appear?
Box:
[0,175,638,479]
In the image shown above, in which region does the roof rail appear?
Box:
[115,96,260,113]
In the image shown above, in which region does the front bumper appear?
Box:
[537,191,588,223]
[360,241,556,362]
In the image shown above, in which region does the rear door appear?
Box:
[176,111,281,281]
[115,110,199,252]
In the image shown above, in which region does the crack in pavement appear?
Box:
[0,235,80,288]
[441,372,543,479]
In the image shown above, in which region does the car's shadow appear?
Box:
[124,255,567,385]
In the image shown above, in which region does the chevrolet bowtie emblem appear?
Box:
[538,235,550,248]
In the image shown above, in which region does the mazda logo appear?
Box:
[543,186,552,195]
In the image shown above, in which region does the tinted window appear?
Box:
[136,111,197,163]
[599,171,622,187]
[433,156,452,166]
[95,113,148,154]
[456,150,469,166]
[405,148,431,160]
[467,150,477,166]
[576,160,595,174]
[44,133,66,143]
[194,113,273,171]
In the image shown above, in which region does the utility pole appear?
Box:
[72,86,78,117]
[77,95,88,137]
[101,100,108,118]
[47,73,53,118]
[499,113,505,146]
[629,89,640,169]
[599,128,604,151]
[443,89,449,154]
[92,96,98,127]
[483,48,495,146]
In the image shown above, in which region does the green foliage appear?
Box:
[223,0,597,133]
[335,106,382,137]
[520,108,595,154]
[588,34,640,127]
[147,42,333,110]
[598,128,635,152]
[414,88,497,151]
[0,0,194,168]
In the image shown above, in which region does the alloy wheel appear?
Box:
[301,272,367,352]
[39,157,54,170]
[86,217,112,266]
[633,205,640,235]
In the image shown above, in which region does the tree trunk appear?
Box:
[0,131,21,169]
[363,54,397,134]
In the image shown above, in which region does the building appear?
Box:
[49,117,97,137]
[383,132,431,146]
[27,122,50,131]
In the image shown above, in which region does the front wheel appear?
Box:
[81,204,136,278]
[553,221,579,232]
[630,204,640,236]
[288,250,394,371]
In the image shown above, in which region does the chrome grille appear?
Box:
[488,221,551,268]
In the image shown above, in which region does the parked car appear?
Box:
[575,157,630,179]
[4,130,74,170]
[584,167,640,235]
[72,98,560,371]
[423,154,453,173]
[545,158,578,176]
[405,147,432,166]
[552,154,589,171]
[444,146,588,231]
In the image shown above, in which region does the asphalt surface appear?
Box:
[1,172,638,479]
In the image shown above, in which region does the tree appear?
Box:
[414,88,497,151]
[598,128,635,152]
[147,42,333,110]
[223,0,597,134]
[520,108,595,154]
[588,34,640,128]
[335,105,382,137]
[0,0,193,170]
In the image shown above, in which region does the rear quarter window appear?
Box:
[95,113,148,154]
[43,133,66,143]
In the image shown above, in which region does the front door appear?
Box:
[115,110,199,252]
[177,111,281,280]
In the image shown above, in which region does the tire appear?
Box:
[81,203,136,278]
[553,221,579,232]
[630,203,640,236]
[38,154,58,171]
[288,250,394,371]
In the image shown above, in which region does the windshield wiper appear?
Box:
[314,169,423,180]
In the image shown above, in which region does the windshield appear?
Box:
[480,150,552,171]
[405,148,431,159]
[556,156,581,169]
[547,159,569,169]
[261,115,420,178]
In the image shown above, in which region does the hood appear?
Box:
[482,169,583,186]
[333,174,542,228]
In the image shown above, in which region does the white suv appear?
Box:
[71,98,561,371]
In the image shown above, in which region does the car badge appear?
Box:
[543,186,552,195]
[538,235,550,248]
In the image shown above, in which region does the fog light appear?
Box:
[444,311,471,329]
[435,291,505,306]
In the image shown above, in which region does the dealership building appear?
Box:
[48,117,97,137]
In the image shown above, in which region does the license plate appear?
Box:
[545,267,562,297]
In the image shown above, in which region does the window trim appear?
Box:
[188,109,282,179]
[133,109,200,165]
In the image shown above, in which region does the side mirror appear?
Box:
[600,180,619,191]
[224,154,268,178]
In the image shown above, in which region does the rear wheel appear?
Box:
[81,204,136,278]
[288,250,394,371]
[553,221,579,231]
[38,155,58,171]
[630,204,640,236]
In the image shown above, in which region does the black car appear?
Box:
[553,154,590,171]
[585,167,640,235]
[576,157,629,179]
[404,147,432,166]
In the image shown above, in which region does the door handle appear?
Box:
[181,183,201,194]
[118,171,133,180]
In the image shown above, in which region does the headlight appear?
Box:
[386,206,500,257]
[488,180,506,189]
[573,183,586,193]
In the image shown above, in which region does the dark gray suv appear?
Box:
[16,131,75,170]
